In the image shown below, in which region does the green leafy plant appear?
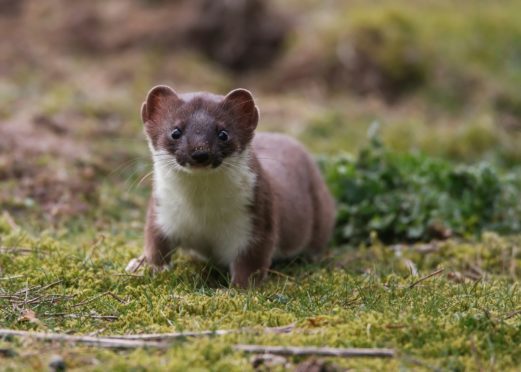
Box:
[323,134,521,245]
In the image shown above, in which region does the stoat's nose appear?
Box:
[191,150,210,164]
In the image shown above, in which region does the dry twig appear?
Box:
[0,275,24,281]
[1,279,70,308]
[0,328,395,357]
[0,247,34,255]
[408,268,445,289]
[0,325,296,349]
[15,280,62,296]
[108,329,233,341]
[43,313,119,321]
[233,345,395,358]
[72,292,109,308]
[267,269,294,281]
[504,308,521,320]
[73,291,129,308]
[107,324,294,341]
[37,280,64,292]
[0,329,166,349]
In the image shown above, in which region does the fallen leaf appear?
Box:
[18,309,45,327]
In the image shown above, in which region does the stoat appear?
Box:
[128,85,335,288]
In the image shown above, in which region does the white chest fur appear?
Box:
[152,149,257,265]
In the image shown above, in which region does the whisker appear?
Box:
[137,170,154,187]
[109,157,149,177]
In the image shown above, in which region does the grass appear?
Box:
[1,218,520,370]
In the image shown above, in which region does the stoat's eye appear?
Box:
[171,128,182,140]
[217,129,229,141]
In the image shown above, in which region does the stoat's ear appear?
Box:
[222,88,259,132]
[141,85,181,125]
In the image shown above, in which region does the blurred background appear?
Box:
[1,0,520,234]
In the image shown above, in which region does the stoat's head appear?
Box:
[141,85,259,172]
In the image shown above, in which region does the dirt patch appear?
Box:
[0,112,98,222]
[0,0,289,73]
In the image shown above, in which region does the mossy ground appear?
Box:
[1,0,521,370]
[1,220,520,370]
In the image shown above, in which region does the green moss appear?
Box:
[1,226,520,370]
[347,10,430,96]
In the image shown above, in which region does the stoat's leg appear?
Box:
[145,198,175,268]
[127,198,174,273]
[230,235,275,288]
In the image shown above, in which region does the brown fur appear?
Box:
[253,133,336,260]
[143,199,173,267]
[137,85,336,288]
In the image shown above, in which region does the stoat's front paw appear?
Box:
[149,262,171,273]
[125,255,171,274]
[125,255,145,273]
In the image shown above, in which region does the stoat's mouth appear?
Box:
[183,159,223,170]
[174,161,224,175]
[153,150,224,174]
